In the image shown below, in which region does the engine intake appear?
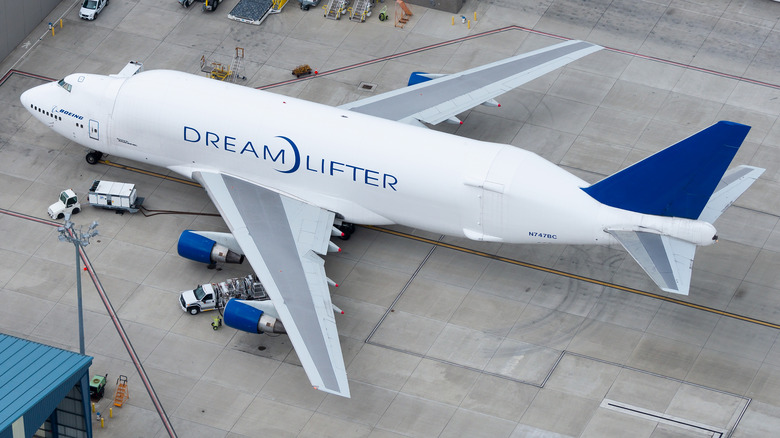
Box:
[178,230,244,265]
[223,299,286,334]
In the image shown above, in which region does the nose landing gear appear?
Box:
[85,151,103,165]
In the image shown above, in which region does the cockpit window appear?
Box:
[83,0,98,9]
[57,79,72,92]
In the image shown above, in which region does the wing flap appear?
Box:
[194,171,349,397]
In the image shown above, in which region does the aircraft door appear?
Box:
[481,182,504,238]
[89,119,99,140]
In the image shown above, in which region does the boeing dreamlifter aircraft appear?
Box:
[21,40,763,397]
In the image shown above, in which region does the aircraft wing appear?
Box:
[339,40,602,126]
[194,171,349,397]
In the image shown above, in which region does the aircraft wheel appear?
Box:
[337,223,355,240]
[86,152,100,165]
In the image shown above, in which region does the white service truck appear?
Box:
[88,180,144,213]
[179,274,269,315]
[48,189,81,219]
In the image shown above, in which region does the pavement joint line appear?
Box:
[0,207,178,438]
[568,350,750,438]
[364,340,552,388]
[364,225,780,331]
[364,234,444,342]
[601,399,728,437]
[565,350,751,401]
[356,343,750,437]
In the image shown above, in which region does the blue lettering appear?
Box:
[330,161,344,176]
[528,232,557,239]
[59,109,83,120]
[365,169,379,187]
[179,126,399,190]
[345,164,363,181]
[184,126,200,143]
[383,174,397,191]
[264,145,285,163]
[206,132,219,148]
[306,156,320,172]
[241,141,258,158]
[224,136,236,153]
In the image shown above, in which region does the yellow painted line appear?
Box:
[364,225,780,331]
[99,161,780,330]
[99,160,202,187]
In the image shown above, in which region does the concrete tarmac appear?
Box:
[1,0,780,437]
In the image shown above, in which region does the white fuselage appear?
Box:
[21,70,717,247]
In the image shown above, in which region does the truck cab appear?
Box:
[80,0,108,20]
[180,283,217,314]
[48,189,81,219]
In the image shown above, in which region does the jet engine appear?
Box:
[177,230,244,265]
[223,299,286,334]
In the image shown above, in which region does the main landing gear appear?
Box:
[337,223,355,240]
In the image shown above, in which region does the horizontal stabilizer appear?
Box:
[584,121,751,219]
[608,229,696,295]
[698,165,764,224]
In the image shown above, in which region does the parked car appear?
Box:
[80,0,108,20]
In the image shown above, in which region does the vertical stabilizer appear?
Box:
[583,121,751,219]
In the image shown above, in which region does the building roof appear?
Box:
[0,333,92,433]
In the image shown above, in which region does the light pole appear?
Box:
[57,215,99,356]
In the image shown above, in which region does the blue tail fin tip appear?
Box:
[583,121,751,219]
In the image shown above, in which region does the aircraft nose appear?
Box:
[20,82,52,117]
[20,84,46,114]
[20,88,32,109]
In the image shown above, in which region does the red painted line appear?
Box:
[79,246,178,438]
[258,25,779,91]
[0,69,56,87]
[4,26,776,91]
[0,208,178,438]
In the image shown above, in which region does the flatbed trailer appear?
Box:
[228,0,274,25]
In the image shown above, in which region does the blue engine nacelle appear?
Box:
[223,299,286,334]
[177,230,245,265]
